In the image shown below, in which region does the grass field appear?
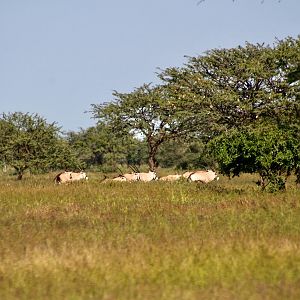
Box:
[0,172,300,299]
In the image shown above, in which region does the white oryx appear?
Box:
[138,171,158,182]
[54,171,88,184]
[187,170,219,183]
[112,173,139,182]
[159,174,182,181]
[111,171,157,182]
[122,173,140,181]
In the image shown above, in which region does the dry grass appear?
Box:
[0,172,300,299]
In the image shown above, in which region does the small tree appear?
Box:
[0,112,81,179]
[209,126,300,191]
[66,123,147,171]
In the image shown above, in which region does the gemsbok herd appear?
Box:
[54,170,219,184]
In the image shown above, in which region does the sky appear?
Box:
[1,0,299,132]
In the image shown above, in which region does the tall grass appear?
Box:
[0,172,300,299]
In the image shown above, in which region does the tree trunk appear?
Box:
[147,136,163,171]
[258,173,267,190]
[148,145,159,171]
[15,168,25,180]
[148,155,158,172]
[17,171,23,180]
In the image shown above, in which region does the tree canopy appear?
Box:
[67,122,146,172]
[160,37,300,133]
[91,84,205,170]
[0,112,81,179]
[209,126,300,191]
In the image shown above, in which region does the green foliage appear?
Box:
[67,123,148,171]
[91,84,204,170]
[209,126,300,191]
[160,37,300,134]
[157,140,213,170]
[157,140,196,169]
[0,112,81,179]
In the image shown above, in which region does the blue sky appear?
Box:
[1,0,299,132]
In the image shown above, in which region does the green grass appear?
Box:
[0,172,300,299]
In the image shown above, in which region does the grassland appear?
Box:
[0,172,300,299]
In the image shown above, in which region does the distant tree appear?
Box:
[157,140,212,170]
[67,123,147,171]
[0,112,81,179]
[209,126,300,191]
[91,84,205,171]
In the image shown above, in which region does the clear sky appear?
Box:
[1,0,299,132]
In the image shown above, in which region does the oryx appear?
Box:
[188,170,219,183]
[182,171,194,179]
[54,171,88,184]
[137,171,158,182]
[122,173,140,181]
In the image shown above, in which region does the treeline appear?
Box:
[1,36,300,190]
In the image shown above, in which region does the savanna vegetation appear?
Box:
[0,36,300,299]
[0,173,300,300]
[1,36,299,190]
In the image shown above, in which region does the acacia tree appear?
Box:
[0,112,81,179]
[160,37,300,132]
[91,84,205,171]
[159,37,300,188]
